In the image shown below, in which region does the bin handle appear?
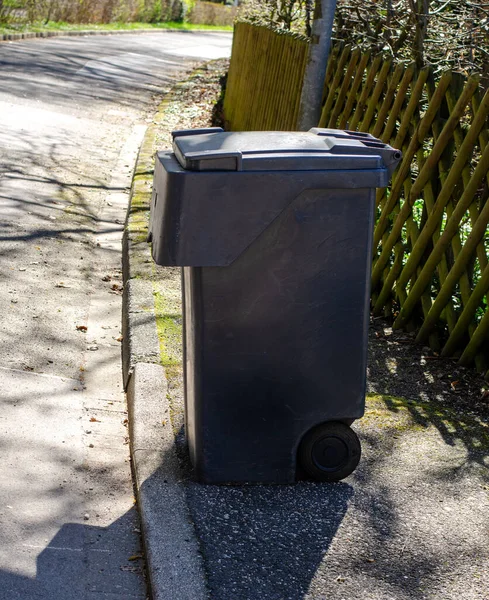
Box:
[172,128,224,139]
[179,150,244,172]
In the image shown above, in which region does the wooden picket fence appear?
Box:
[224,23,489,379]
[224,22,308,131]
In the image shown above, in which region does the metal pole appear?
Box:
[297,0,337,131]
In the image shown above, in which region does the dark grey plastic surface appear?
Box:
[148,128,401,484]
[149,153,390,267]
[172,128,401,174]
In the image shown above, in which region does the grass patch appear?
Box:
[0,21,232,35]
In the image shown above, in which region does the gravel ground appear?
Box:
[151,61,489,600]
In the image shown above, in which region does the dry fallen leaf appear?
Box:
[120,565,141,572]
[76,325,88,332]
[89,417,101,423]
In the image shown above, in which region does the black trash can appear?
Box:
[148,127,401,484]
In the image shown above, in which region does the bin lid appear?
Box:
[172,128,402,174]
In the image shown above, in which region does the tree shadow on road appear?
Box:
[0,36,189,110]
[366,317,489,477]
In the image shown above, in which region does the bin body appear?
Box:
[148,128,401,484]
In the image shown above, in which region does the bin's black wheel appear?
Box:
[298,422,361,482]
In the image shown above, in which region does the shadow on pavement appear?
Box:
[367,318,489,476]
[0,509,146,600]
[0,36,186,110]
[186,482,353,600]
[367,317,488,408]
[383,394,489,472]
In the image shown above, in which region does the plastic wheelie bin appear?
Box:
[147,127,401,484]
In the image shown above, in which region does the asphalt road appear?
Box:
[0,31,231,599]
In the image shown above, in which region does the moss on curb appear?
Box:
[153,276,183,367]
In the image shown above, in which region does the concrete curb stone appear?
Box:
[1,27,230,43]
[127,363,208,600]
[122,279,161,390]
[122,79,209,599]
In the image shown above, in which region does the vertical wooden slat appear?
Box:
[372,67,433,253]
[349,54,383,130]
[338,50,371,129]
[359,59,392,132]
[318,45,352,128]
[327,48,361,128]
[372,63,406,139]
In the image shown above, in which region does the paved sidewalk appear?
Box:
[0,31,231,599]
